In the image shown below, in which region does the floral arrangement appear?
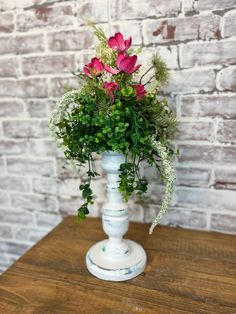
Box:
[49,25,177,234]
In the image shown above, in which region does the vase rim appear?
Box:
[101,150,124,157]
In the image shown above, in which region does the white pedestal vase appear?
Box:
[86,151,147,281]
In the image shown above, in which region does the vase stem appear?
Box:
[102,152,130,258]
[86,151,147,281]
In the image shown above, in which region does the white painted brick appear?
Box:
[58,196,83,215]
[16,3,75,32]
[179,94,236,119]
[180,41,236,68]
[0,0,42,11]
[0,209,34,225]
[0,58,20,78]
[0,140,27,155]
[138,46,178,71]
[0,36,15,55]
[0,191,9,208]
[0,225,12,239]
[165,69,215,94]
[176,167,211,187]
[0,157,5,174]
[47,28,95,52]
[3,120,49,138]
[26,99,53,118]
[223,9,236,38]
[33,177,57,195]
[143,164,161,184]
[7,158,55,176]
[56,158,80,179]
[143,15,221,45]
[176,121,214,141]
[184,0,236,12]
[113,0,181,20]
[178,145,236,165]
[90,178,106,202]
[75,50,95,71]
[13,227,48,242]
[177,187,236,211]
[0,100,25,117]
[15,33,45,54]
[144,204,207,229]
[88,203,101,217]
[217,66,236,91]
[35,211,62,228]
[77,0,108,24]
[22,54,75,75]
[49,76,79,97]
[29,139,60,157]
[58,178,80,197]
[0,240,29,256]
[161,208,207,229]
[211,214,236,234]
[0,33,45,55]
[0,255,16,277]
[0,79,48,98]
[111,21,142,45]
[217,120,236,143]
[215,169,236,190]
[128,200,144,222]
[0,11,14,33]
[0,176,31,193]
[147,184,177,206]
[11,193,58,212]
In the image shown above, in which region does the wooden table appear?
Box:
[0,217,236,313]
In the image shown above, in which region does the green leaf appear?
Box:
[121,87,133,97]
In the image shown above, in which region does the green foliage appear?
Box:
[50,88,177,225]
[152,54,169,87]
[49,25,178,232]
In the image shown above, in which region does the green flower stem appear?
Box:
[139,66,153,84]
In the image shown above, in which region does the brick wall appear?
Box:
[0,0,236,273]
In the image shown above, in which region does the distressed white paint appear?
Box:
[86,151,147,281]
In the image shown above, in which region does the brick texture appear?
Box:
[223,9,236,37]
[180,41,236,68]
[143,15,221,44]
[111,0,181,20]
[179,94,236,118]
[16,3,75,32]
[0,0,236,274]
[0,12,14,33]
[217,67,236,91]
[214,169,236,190]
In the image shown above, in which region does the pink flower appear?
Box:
[103,81,119,99]
[117,53,141,74]
[108,32,132,52]
[84,57,105,77]
[134,84,146,100]
[105,53,141,75]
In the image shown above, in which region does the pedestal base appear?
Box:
[86,239,147,281]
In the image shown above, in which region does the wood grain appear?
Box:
[0,216,236,313]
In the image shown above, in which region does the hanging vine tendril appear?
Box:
[149,138,175,234]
